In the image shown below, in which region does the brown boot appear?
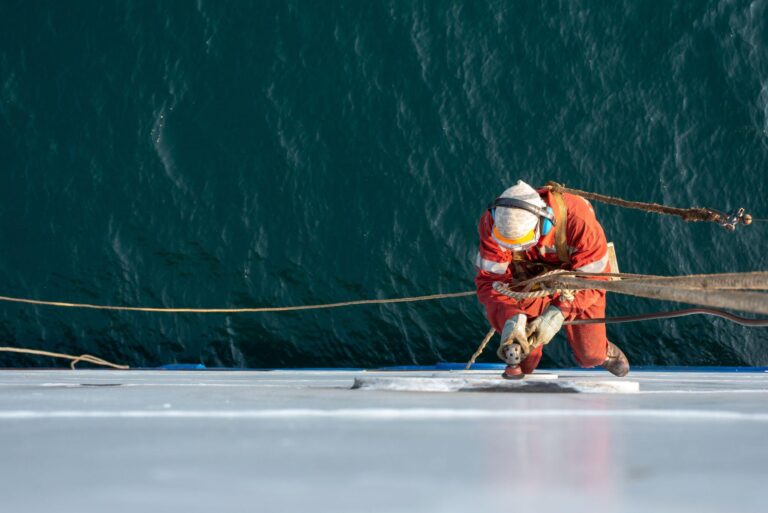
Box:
[602,342,630,377]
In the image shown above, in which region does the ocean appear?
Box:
[1,0,766,368]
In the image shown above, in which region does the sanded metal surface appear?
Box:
[0,368,767,513]
[352,374,640,393]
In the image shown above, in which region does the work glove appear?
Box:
[526,305,565,349]
[497,313,531,363]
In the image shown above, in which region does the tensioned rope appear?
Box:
[2,272,765,318]
[493,271,768,315]
[545,181,755,230]
[463,270,768,368]
[3,270,767,370]
[0,291,475,313]
[0,290,474,369]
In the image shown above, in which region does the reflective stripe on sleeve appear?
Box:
[475,252,509,274]
[574,252,610,273]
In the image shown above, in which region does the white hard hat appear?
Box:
[492,180,546,250]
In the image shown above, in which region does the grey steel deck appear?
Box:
[0,369,766,513]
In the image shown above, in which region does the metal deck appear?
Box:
[0,368,766,512]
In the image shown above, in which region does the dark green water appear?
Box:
[1,1,766,368]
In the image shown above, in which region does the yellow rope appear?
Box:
[0,291,476,371]
[0,347,129,370]
[0,291,475,313]
[2,273,763,315]
[2,271,764,370]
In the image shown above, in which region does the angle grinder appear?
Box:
[501,343,525,380]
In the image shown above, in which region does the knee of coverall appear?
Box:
[563,294,610,368]
[565,323,609,367]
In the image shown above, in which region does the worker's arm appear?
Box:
[473,211,522,327]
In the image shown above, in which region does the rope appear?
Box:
[493,271,768,315]
[545,182,720,223]
[506,270,768,291]
[0,291,476,314]
[0,347,129,370]
[11,271,764,316]
[557,277,768,315]
[2,271,766,371]
[0,291,473,371]
[464,328,496,370]
[567,308,768,327]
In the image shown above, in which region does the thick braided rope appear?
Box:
[545,182,719,223]
[493,269,574,300]
[493,283,559,300]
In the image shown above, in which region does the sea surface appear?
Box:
[1,0,767,368]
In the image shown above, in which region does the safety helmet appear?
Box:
[489,180,555,251]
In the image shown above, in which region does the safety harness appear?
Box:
[550,191,569,265]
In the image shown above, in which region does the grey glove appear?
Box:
[526,305,565,349]
[497,314,531,363]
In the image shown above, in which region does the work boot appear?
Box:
[602,342,629,377]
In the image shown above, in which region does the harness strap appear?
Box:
[550,191,570,264]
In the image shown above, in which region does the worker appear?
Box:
[474,180,630,379]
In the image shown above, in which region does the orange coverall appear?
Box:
[474,190,612,373]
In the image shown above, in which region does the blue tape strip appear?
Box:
[153,362,768,373]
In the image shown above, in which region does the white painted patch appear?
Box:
[430,373,559,380]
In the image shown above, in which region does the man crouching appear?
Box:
[474,180,630,379]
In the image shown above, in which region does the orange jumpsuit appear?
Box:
[474,190,612,373]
